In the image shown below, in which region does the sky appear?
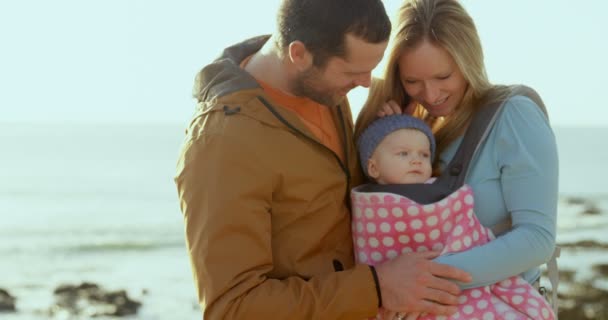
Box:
[1,0,606,127]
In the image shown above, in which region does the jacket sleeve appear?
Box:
[175,127,379,319]
[434,96,558,288]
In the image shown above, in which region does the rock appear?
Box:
[566,196,587,205]
[49,282,141,317]
[593,264,608,277]
[559,240,608,249]
[0,288,16,312]
[558,281,608,320]
[582,203,602,215]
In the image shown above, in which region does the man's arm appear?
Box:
[175,130,380,319]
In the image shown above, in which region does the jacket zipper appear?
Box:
[256,96,351,185]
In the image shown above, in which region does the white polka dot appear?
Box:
[452,225,463,236]
[366,223,376,233]
[463,305,474,314]
[365,208,374,218]
[441,208,451,219]
[392,207,403,217]
[398,235,410,244]
[473,230,479,241]
[515,288,526,294]
[436,316,447,320]
[426,216,438,226]
[356,222,364,233]
[401,247,413,254]
[501,279,513,287]
[358,252,368,262]
[453,200,462,211]
[505,313,517,320]
[464,194,474,205]
[477,300,488,309]
[417,245,429,252]
[442,221,453,233]
[377,208,389,218]
[453,312,461,318]
[527,308,539,318]
[451,240,462,251]
[414,233,426,243]
[432,243,444,251]
[471,289,482,298]
[455,214,464,223]
[482,312,494,320]
[357,237,365,248]
[423,204,436,212]
[469,219,475,227]
[450,190,460,198]
[528,298,540,307]
[463,236,472,247]
[467,208,474,218]
[429,229,440,240]
[371,251,383,261]
[407,206,420,216]
[368,237,379,248]
[380,222,391,233]
[411,219,423,229]
[394,221,406,232]
[386,250,398,259]
[458,295,468,304]
[354,207,363,218]
[516,278,527,285]
[541,308,550,318]
[438,199,448,207]
[382,237,394,247]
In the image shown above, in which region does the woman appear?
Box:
[355,0,558,318]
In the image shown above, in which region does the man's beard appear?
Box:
[290,67,342,107]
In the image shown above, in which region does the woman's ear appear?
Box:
[288,41,313,71]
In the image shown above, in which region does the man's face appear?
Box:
[291,34,388,106]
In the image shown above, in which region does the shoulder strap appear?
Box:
[438,85,548,189]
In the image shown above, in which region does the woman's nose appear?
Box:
[422,82,440,103]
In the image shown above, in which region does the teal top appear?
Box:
[434,95,558,289]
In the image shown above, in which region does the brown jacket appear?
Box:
[175,36,378,319]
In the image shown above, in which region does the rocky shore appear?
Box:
[0,282,141,318]
[1,196,606,319]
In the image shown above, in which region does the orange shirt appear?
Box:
[257,80,344,162]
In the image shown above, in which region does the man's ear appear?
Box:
[288,41,313,71]
[367,158,380,180]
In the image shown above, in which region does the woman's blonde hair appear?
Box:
[355,0,510,173]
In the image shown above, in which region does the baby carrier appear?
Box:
[354,85,560,317]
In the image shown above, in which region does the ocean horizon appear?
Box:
[1,122,607,319]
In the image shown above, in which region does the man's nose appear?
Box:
[354,72,372,88]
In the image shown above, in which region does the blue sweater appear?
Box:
[434,95,558,289]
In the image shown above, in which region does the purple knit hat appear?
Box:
[357,114,435,178]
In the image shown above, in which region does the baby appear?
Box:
[352,115,554,320]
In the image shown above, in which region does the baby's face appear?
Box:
[367,128,432,184]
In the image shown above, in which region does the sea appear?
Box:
[0,123,607,319]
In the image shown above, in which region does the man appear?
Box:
[175,0,471,318]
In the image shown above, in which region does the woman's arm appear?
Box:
[434,96,558,288]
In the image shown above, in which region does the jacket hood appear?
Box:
[193,35,270,104]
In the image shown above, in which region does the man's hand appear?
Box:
[375,251,472,316]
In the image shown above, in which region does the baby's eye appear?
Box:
[398,151,408,157]
[422,153,430,158]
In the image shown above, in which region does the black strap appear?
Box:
[439,85,548,190]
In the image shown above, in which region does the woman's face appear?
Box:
[397,40,468,117]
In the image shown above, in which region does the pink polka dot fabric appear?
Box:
[351,184,555,320]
